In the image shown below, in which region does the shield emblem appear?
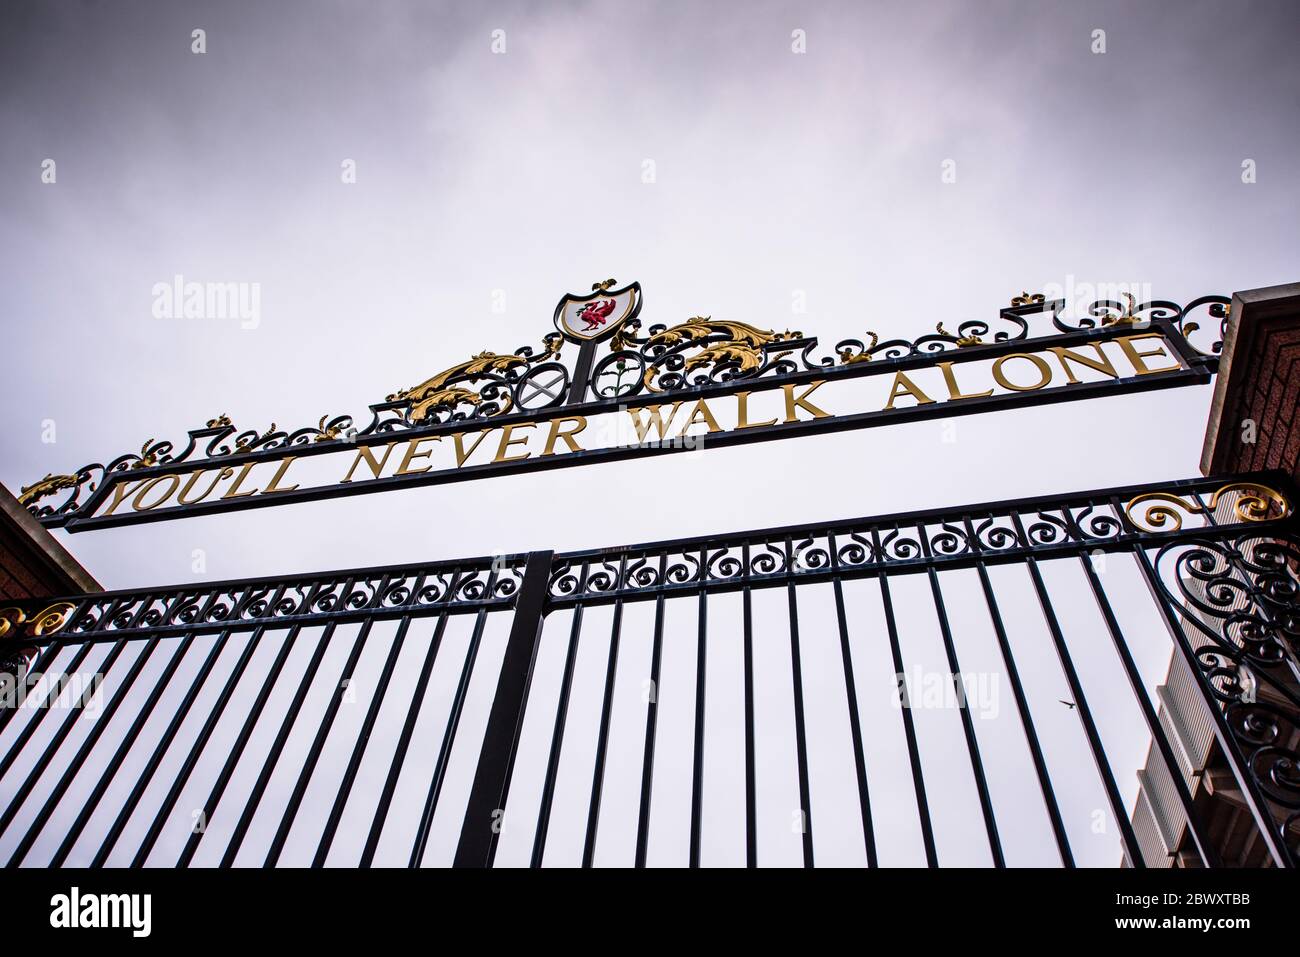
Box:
[553,279,642,343]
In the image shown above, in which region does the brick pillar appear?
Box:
[0,483,99,601]
[1201,282,1300,481]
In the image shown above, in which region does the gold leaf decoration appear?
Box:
[936,322,982,347]
[389,351,527,420]
[17,473,79,507]
[1124,483,1290,532]
[641,317,800,391]
[129,440,160,469]
[0,601,76,639]
[0,607,25,639]
[1102,293,1142,326]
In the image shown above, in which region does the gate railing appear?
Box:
[1,473,1296,867]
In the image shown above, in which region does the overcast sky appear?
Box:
[1,0,1297,867]
[2,0,1297,582]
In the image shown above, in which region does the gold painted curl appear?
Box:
[1124,483,1290,533]
[0,602,76,640]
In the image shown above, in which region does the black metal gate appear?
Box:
[1,473,1297,867]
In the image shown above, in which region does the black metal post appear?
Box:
[453,550,554,868]
[568,340,596,405]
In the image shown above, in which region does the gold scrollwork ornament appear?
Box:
[1124,483,1291,532]
[17,473,80,507]
[642,317,801,391]
[388,336,561,421]
[935,322,982,347]
[0,601,75,639]
[1101,293,1143,327]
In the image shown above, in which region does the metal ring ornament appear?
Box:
[513,361,572,412]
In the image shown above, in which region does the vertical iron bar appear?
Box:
[742,541,758,868]
[634,552,669,867]
[454,551,554,868]
[965,524,1073,866]
[359,611,450,867]
[49,634,198,866]
[920,524,1004,867]
[1078,552,1220,867]
[408,600,492,867]
[827,532,877,867]
[220,621,340,867]
[1011,513,1142,867]
[132,625,268,867]
[178,624,305,867]
[312,616,412,867]
[785,541,815,868]
[0,639,65,740]
[531,564,589,867]
[7,635,164,866]
[689,545,708,868]
[91,629,233,868]
[873,529,938,866]
[0,637,131,841]
[264,618,376,867]
[0,640,100,782]
[582,553,628,868]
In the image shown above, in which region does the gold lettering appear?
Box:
[262,456,302,493]
[882,372,935,409]
[178,467,235,505]
[992,353,1053,392]
[542,416,588,456]
[452,429,493,466]
[938,361,993,400]
[395,437,442,476]
[220,462,260,500]
[1049,343,1118,384]
[132,474,181,511]
[340,442,398,483]
[101,479,148,516]
[626,402,684,443]
[680,399,722,435]
[736,391,777,430]
[493,423,536,463]
[783,381,831,421]
[1117,333,1180,376]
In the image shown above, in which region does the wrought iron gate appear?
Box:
[1,473,1297,867]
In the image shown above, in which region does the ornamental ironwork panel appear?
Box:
[1150,532,1300,866]
[2,472,1296,868]
[18,286,1231,531]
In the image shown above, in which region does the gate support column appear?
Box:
[454,549,553,868]
[1202,282,1300,482]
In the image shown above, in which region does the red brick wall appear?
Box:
[1201,283,1300,488]
[0,486,99,602]
[1219,326,1300,483]
[0,525,71,599]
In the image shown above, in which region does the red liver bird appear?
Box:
[577,298,617,331]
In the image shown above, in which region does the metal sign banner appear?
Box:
[20,284,1230,532]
